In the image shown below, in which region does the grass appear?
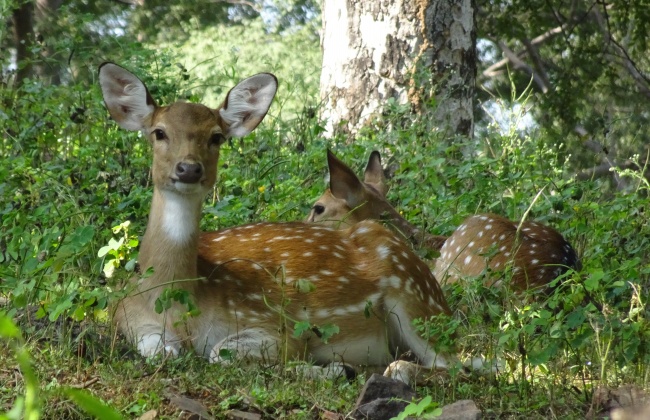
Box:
[1,56,649,419]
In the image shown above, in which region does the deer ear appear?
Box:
[220,73,278,138]
[327,150,365,207]
[98,62,156,131]
[364,151,388,196]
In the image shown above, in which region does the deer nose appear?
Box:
[175,161,203,184]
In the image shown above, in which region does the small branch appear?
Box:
[111,0,144,5]
[592,8,650,99]
[210,0,259,10]
[575,125,624,188]
[522,38,550,90]
[483,25,567,78]
[498,42,549,92]
[577,160,643,181]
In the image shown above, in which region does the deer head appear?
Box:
[306,150,447,249]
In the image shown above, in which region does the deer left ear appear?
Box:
[220,73,278,138]
[327,150,366,207]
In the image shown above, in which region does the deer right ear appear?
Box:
[364,151,388,197]
[99,62,156,131]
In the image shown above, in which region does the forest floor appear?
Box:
[3,301,643,419]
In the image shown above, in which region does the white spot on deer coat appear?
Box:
[355,226,370,235]
[379,275,401,289]
[376,245,390,259]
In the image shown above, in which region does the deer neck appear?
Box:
[380,205,419,240]
[382,206,444,250]
[138,187,203,282]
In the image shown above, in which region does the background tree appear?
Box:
[319,0,476,139]
[478,0,650,187]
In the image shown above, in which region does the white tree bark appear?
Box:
[320,0,476,139]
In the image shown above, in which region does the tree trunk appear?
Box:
[34,0,64,84]
[12,0,35,87]
[319,0,476,139]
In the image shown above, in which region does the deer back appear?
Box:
[197,220,453,367]
[434,214,581,290]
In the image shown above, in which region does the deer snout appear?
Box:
[175,161,203,184]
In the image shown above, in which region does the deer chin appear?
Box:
[170,179,206,195]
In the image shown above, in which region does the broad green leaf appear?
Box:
[0,315,20,339]
[295,278,316,293]
[293,321,311,339]
[64,388,123,420]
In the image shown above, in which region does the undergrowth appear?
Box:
[1,43,649,419]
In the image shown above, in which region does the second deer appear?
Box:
[306,150,581,291]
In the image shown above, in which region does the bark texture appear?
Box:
[12,1,35,86]
[320,0,476,139]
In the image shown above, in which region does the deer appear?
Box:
[306,150,581,291]
[99,63,471,386]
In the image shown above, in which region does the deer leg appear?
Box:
[115,297,183,358]
[209,328,282,364]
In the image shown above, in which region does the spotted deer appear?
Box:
[100,63,465,385]
[306,150,581,291]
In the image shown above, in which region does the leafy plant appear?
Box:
[0,313,40,420]
[391,395,441,420]
[98,221,139,279]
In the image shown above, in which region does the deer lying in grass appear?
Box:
[99,63,467,385]
[306,150,581,291]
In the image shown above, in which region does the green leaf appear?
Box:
[125,259,137,271]
[63,388,123,420]
[317,324,339,344]
[72,306,86,322]
[72,225,95,247]
[424,407,443,418]
[97,245,112,258]
[108,237,124,251]
[416,395,432,413]
[154,298,163,314]
[218,348,234,361]
[49,299,73,322]
[0,315,20,339]
[364,300,373,318]
[293,321,311,339]
[295,278,316,293]
[584,270,605,292]
[497,333,511,345]
[566,309,586,329]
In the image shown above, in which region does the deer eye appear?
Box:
[313,204,325,215]
[152,129,166,140]
[210,133,226,146]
